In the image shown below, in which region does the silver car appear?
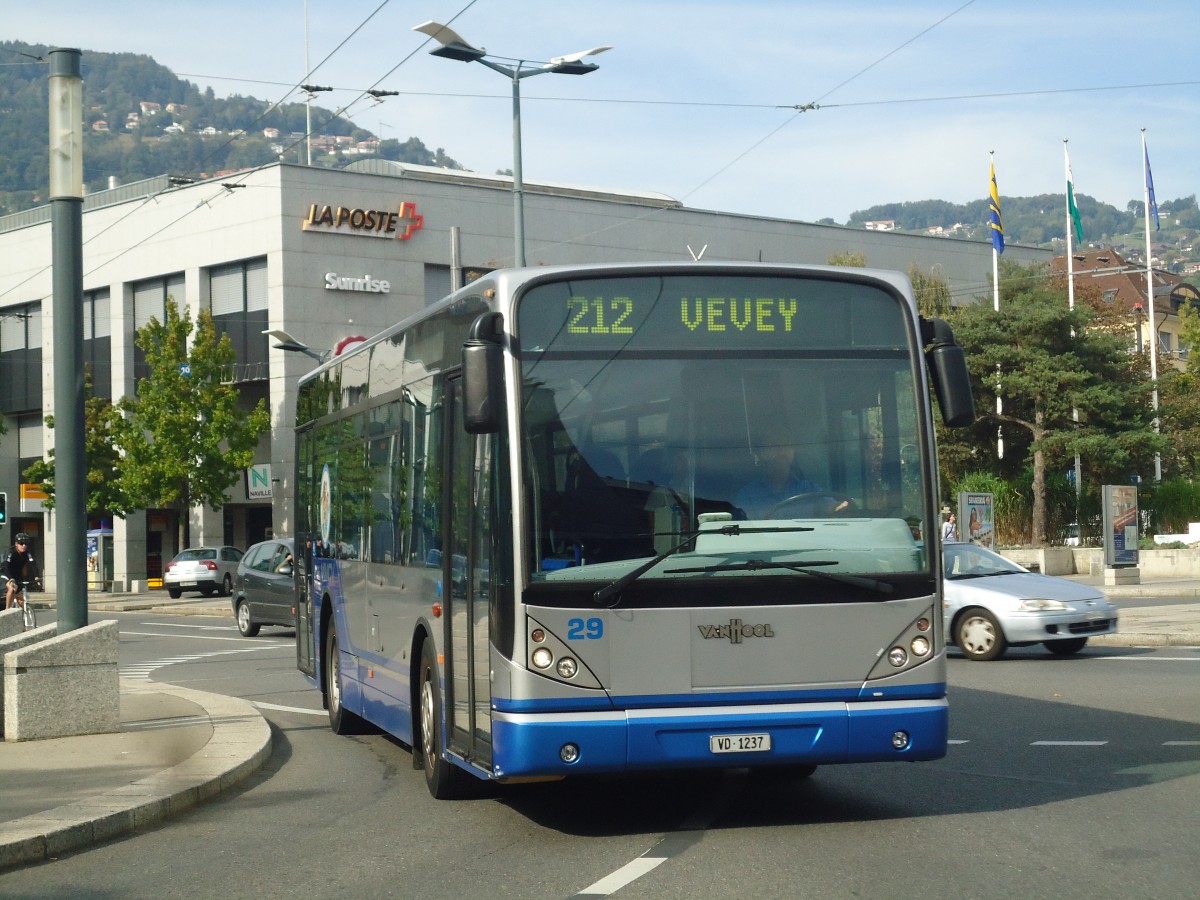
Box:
[942,541,1118,661]
[164,546,243,599]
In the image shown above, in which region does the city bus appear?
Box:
[293,261,975,798]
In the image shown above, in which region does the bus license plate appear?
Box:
[710,733,771,754]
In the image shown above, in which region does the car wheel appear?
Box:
[956,608,1007,661]
[222,573,233,597]
[1044,637,1088,656]
[168,587,182,599]
[236,600,260,637]
[325,619,363,735]
[418,640,469,799]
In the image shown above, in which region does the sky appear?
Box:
[4,0,1199,227]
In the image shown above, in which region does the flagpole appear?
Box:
[1064,140,1082,503]
[1142,128,1161,481]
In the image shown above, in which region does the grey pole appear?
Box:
[511,66,525,267]
[49,47,87,632]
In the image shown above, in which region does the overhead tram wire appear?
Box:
[0,0,423,304]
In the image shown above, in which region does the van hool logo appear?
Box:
[697,619,776,644]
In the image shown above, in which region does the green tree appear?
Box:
[827,250,867,267]
[942,260,1164,543]
[23,374,134,516]
[1157,302,1200,475]
[115,299,270,548]
[908,263,953,317]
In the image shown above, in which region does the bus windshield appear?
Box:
[516,271,930,595]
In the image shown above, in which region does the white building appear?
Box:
[0,160,1048,591]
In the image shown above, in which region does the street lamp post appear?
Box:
[414,21,610,267]
[264,328,328,364]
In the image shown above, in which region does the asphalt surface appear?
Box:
[1,578,1198,871]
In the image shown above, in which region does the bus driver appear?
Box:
[734,437,849,520]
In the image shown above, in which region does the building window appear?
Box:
[132,273,184,383]
[209,258,268,379]
[0,303,42,414]
[84,288,112,400]
[17,413,43,476]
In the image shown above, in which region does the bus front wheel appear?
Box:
[418,641,469,799]
[325,620,363,735]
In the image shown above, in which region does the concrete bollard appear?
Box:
[0,621,59,737]
[3,619,119,742]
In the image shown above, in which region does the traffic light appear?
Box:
[0,491,6,526]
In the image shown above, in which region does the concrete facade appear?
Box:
[0,161,1050,589]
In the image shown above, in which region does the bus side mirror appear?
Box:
[463,312,505,434]
[922,317,975,428]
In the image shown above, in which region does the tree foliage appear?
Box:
[939,260,1165,543]
[23,374,134,516]
[114,299,270,547]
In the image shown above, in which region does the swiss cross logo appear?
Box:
[396,201,424,240]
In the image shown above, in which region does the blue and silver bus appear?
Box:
[294,262,974,798]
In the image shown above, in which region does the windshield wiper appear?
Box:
[666,558,894,595]
[592,523,813,608]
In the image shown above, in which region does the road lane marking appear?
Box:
[123,630,290,643]
[1030,740,1108,746]
[575,857,667,897]
[253,701,326,716]
[120,646,281,680]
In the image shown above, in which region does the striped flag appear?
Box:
[988,161,1005,254]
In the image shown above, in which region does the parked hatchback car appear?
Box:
[164,546,243,599]
[231,538,295,637]
[942,541,1118,661]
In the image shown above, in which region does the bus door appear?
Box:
[295,429,315,677]
[444,377,494,768]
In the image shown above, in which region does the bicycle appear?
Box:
[6,577,38,630]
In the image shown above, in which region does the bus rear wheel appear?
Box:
[418,640,469,799]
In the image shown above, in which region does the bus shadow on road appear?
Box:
[497,685,1200,835]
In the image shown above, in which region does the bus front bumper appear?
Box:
[489,697,947,780]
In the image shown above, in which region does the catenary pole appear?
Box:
[49,47,88,631]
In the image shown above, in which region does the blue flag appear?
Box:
[1144,142,1160,231]
[988,161,1005,254]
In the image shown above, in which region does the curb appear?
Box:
[0,681,272,870]
[1092,632,1200,648]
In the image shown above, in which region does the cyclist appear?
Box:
[4,533,39,610]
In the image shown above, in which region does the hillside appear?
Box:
[0,40,462,216]
[2,40,1198,273]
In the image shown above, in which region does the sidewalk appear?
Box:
[2,580,1198,872]
[1,590,269,871]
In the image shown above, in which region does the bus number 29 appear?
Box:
[567,617,604,640]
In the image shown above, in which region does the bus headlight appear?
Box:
[910,636,931,657]
[532,647,553,669]
[888,646,908,667]
[556,657,578,679]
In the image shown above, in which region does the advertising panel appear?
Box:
[1103,484,1139,567]
[957,492,995,550]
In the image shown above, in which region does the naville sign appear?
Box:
[247,464,273,500]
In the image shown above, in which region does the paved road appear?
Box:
[2,615,1196,899]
